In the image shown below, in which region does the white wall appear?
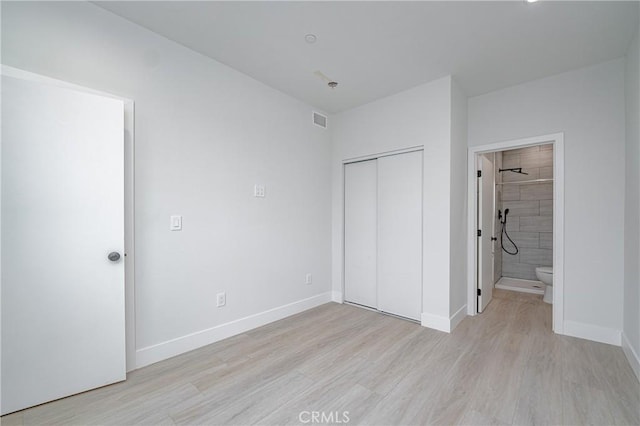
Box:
[469,59,626,340]
[331,76,460,329]
[2,2,332,366]
[449,79,468,319]
[624,28,640,379]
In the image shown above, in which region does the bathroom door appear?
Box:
[1,75,126,414]
[478,154,494,312]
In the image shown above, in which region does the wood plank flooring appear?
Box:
[2,289,639,425]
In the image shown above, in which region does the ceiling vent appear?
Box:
[313,111,328,129]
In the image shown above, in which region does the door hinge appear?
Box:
[477,170,481,178]
[477,229,481,237]
[477,289,482,296]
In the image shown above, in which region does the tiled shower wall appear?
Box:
[499,144,553,281]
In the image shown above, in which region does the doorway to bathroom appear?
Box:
[467,133,565,333]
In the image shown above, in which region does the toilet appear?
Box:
[535,266,553,304]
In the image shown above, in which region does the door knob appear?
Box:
[108,252,121,262]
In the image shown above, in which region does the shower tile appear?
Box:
[540,232,553,249]
[540,200,553,216]
[538,149,553,167]
[502,184,520,201]
[510,232,539,248]
[520,216,553,232]
[505,216,519,231]
[520,149,553,169]
[539,166,553,179]
[518,152,541,169]
[520,248,553,265]
[514,145,540,155]
[502,262,538,281]
[502,153,520,169]
[501,250,520,263]
[520,183,553,201]
[502,200,539,217]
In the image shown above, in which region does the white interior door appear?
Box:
[377,151,423,321]
[478,154,495,313]
[1,76,126,415]
[344,160,378,309]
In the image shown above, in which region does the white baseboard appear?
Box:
[136,292,332,369]
[421,312,449,332]
[563,320,621,346]
[622,332,640,382]
[450,304,467,332]
[331,291,343,303]
[421,305,467,333]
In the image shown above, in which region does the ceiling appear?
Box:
[95,1,639,113]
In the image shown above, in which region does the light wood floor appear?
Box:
[3,289,639,425]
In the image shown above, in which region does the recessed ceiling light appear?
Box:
[526,0,539,3]
[305,34,317,44]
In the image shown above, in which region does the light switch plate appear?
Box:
[170,215,182,231]
[254,184,266,198]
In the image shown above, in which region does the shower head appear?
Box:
[498,167,528,175]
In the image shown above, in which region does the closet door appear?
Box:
[344,160,378,308]
[377,151,423,320]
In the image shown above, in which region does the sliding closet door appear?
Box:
[344,160,378,308]
[377,151,423,320]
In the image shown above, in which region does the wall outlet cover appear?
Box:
[216,292,226,307]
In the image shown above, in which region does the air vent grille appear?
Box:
[313,112,327,129]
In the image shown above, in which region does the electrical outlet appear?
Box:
[305,273,312,285]
[216,292,226,307]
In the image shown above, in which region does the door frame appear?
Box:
[466,133,565,334]
[1,65,137,371]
